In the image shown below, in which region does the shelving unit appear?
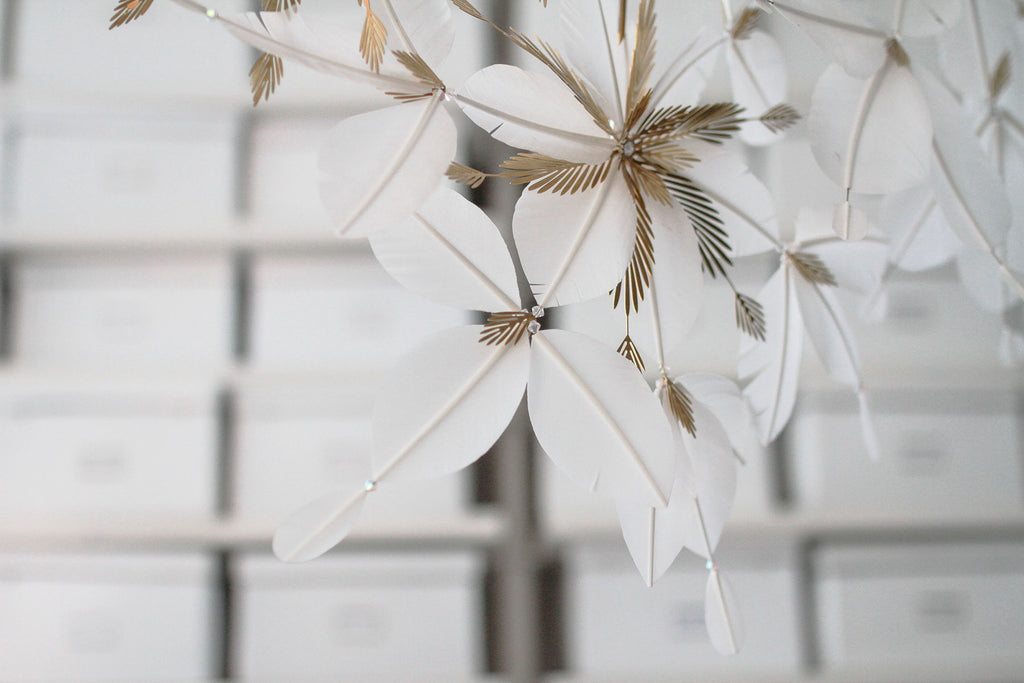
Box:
[1,2,1023,682]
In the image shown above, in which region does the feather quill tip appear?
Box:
[833,201,868,241]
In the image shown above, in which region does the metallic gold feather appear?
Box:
[789,252,837,286]
[617,335,647,373]
[357,0,388,73]
[249,52,284,106]
[626,0,657,117]
[446,162,491,190]
[109,0,155,29]
[499,154,613,195]
[759,103,801,134]
[991,52,1011,100]
[735,292,766,342]
[666,379,697,437]
[730,7,760,40]
[480,311,535,346]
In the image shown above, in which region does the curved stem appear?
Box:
[842,59,891,201]
[765,1,887,38]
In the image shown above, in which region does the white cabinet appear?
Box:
[815,542,1024,675]
[789,389,1023,518]
[12,254,234,369]
[0,553,219,681]
[233,551,485,679]
[7,111,237,232]
[0,381,219,517]
[565,543,802,679]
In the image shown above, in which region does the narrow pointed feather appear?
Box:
[272,488,368,562]
[558,0,627,129]
[378,0,455,71]
[725,31,788,146]
[514,174,637,308]
[528,330,676,507]
[319,94,456,238]
[630,201,704,361]
[792,262,862,388]
[683,374,760,464]
[920,70,1012,249]
[767,0,887,77]
[706,568,744,655]
[368,187,521,312]
[372,326,530,482]
[739,267,804,443]
[808,63,932,197]
[455,65,616,163]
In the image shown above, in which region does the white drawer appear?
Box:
[789,389,1022,518]
[566,543,801,677]
[13,0,249,100]
[233,382,469,525]
[815,543,1024,674]
[249,253,469,372]
[0,553,219,680]
[233,551,484,678]
[12,254,234,369]
[0,382,219,517]
[9,112,237,231]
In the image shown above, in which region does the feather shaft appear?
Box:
[450,93,615,151]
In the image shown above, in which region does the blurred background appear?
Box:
[0,1,1022,681]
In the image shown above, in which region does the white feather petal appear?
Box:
[514,175,637,308]
[455,65,615,163]
[880,185,961,272]
[920,70,1012,248]
[559,0,624,126]
[272,488,368,562]
[632,202,704,361]
[793,270,861,388]
[319,96,456,238]
[681,403,739,557]
[956,249,1016,312]
[739,267,803,444]
[372,326,530,482]
[768,0,886,77]
[683,374,760,464]
[809,63,932,196]
[528,330,676,507]
[382,0,454,70]
[369,187,521,312]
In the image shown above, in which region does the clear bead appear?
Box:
[206,8,217,19]
[364,479,378,492]
[623,140,636,157]
[527,319,541,335]
[531,305,545,319]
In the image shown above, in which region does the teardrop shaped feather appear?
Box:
[369,187,521,312]
[514,174,637,308]
[373,325,531,482]
[528,329,676,507]
[319,95,457,238]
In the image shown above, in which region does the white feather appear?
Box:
[616,389,738,585]
[920,70,1013,248]
[705,568,744,655]
[683,374,760,463]
[687,150,781,257]
[372,326,531,482]
[956,249,1018,312]
[793,266,861,387]
[880,185,961,272]
[809,63,932,196]
[726,31,788,146]
[767,0,887,78]
[514,174,637,308]
[857,389,882,461]
[739,266,804,443]
[528,330,677,507]
[319,95,457,238]
[378,0,454,71]
[632,201,704,362]
[369,187,521,312]
[796,209,890,293]
[845,0,961,37]
[454,65,615,163]
[559,0,625,126]
[272,488,368,562]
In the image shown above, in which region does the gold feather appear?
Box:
[357,0,388,73]
[789,252,837,286]
[991,52,1012,100]
[666,379,697,437]
[617,335,646,373]
[249,52,284,107]
[759,103,801,133]
[499,154,613,195]
[626,0,657,117]
[262,0,302,10]
[730,7,760,40]
[109,0,155,29]
[735,292,766,342]
[480,311,535,346]
[446,162,491,190]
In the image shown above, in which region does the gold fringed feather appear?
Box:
[789,252,837,286]
[480,311,536,346]
[499,154,613,195]
[357,0,388,73]
[666,379,697,437]
[730,7,760,40]
[109,0,155,29]
[446,163,491,190]
[735,292,766,342]
[249,52,284,106]
[617,335,646,373]
[759,104,801,134]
